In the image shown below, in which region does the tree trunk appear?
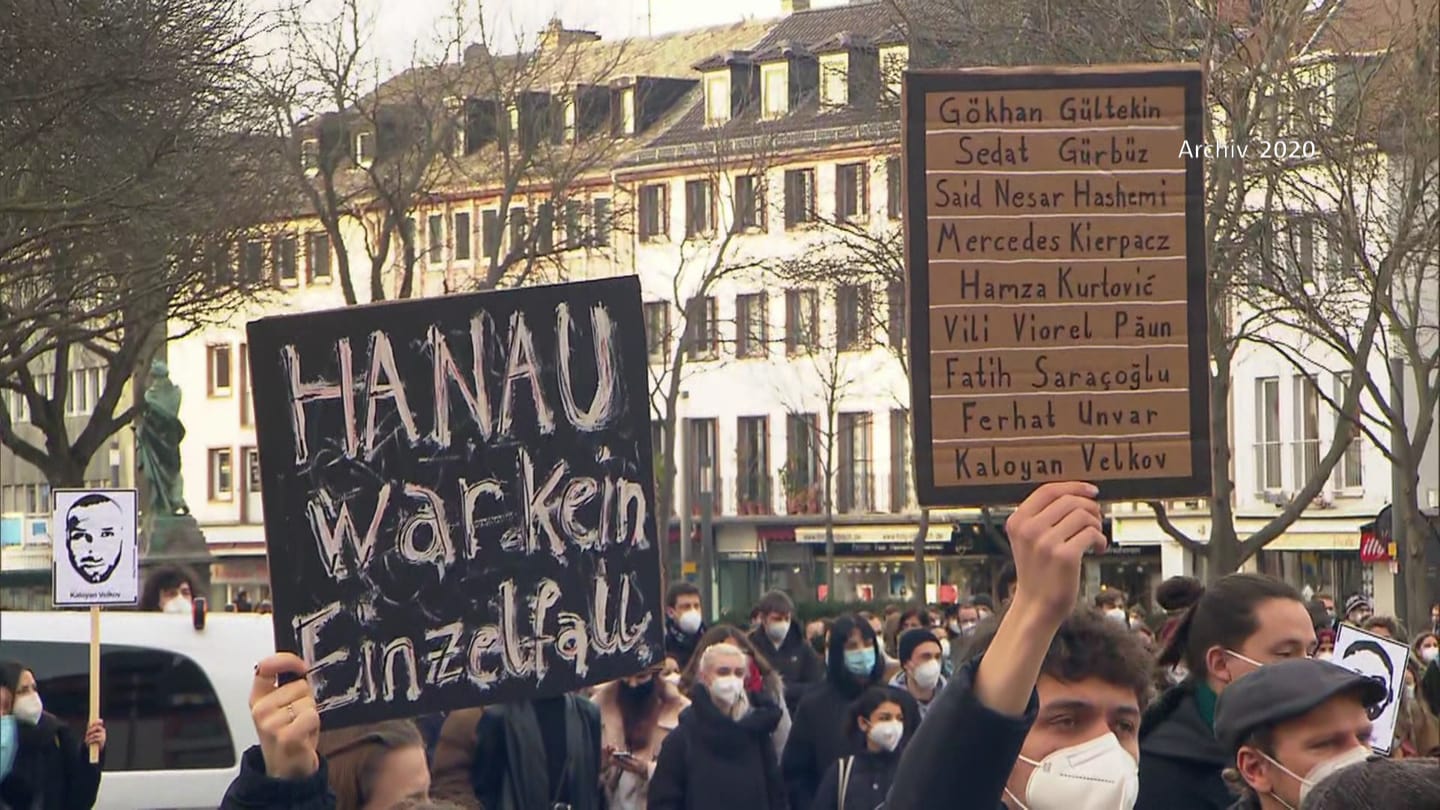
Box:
[1398,476,1432,631]
[913,507,930,600]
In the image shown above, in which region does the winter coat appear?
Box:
[810,748,900,810]
[749,624,825,713]
[884,654,1037,810]
[0,713,103,810]
[782,634,920,810]
[1137,682,1232,810]
[595,679,690,809]
[887,670,947,722]
[469,695,603,810]
[429,708,484,810]
[647,685,787,810]
[665,618,705,671]
[220,746,336,810]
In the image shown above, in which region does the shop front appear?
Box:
[1253,530,1365,604]
[209,546,271,609]
[794,524,972,604]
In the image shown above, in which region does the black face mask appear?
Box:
[619,677,657,700]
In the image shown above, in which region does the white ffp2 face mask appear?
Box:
[866,719,904,752]
[911,659,942,690]
[1262,744,1371,808]
[1005,732,1139,810]
[12,693,43,726]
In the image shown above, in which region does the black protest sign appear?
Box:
[246,277,662,729]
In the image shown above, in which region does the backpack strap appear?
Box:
[837,756,854,810]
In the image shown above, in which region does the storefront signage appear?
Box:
[904,65,1212,506]
[795,525,952,545]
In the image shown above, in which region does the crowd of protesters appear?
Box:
[4,485,1440,809]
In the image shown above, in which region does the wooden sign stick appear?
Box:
[88,605,100,763]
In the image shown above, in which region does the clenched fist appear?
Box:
[1005,481,1106,628]
[249,653,321,781]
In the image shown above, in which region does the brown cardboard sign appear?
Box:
[904,66,1211,507]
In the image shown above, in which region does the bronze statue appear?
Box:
[137,360,189,516]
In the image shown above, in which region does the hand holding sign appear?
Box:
[1005,481,1106,627]
[250,654,321,781]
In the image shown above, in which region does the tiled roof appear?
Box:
[755,1,906,52]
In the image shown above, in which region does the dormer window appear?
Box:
[762,63,789,118]
[820,53,849,107]
[880,46,908,100]
[354,130,375,167]
[563,95,577,141]
[300,138,319,175]
[705,74,730,126]
[621,87,637,135]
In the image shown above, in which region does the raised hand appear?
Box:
[1004,481,1105,627]
[249,653,321,781]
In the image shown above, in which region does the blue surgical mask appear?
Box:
[0,715,17,783]
[844,647,876,677]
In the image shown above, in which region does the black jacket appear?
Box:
[749,624,825,713]
[885,654,1037,810]
[470,695,603,810]
[810,748,900,810]
[782,632,920,810]
[648,686,787,810]
[1137,683,1232,810]
[220,746,336,810]
[0,713,103,810]
[666,618,705,671]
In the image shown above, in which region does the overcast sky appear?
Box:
[253,0,851,75]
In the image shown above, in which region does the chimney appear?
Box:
[781,0,811,13]
[539,17,601,51]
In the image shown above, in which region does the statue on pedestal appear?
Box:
[137,360,189,518]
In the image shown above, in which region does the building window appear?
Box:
[736,293,768,358]
[481,209,502,261]
[886,156,903,220]
[639,184,668,241]
[306,233,331,281]
[621,87,637,134]
[453,211,472,261]
[784,413,820,514]
[684,179,715,238]
[243,447,262,496]
[836,162,868,222]
[785,288,819,354]
[784,168,816,228]
[243,240,265,283]
[736,416,771,514]
[355,130,375,166]
[531,202,552,253]
[1255,377,1281,491]
[762,63,788,118]
[686,418,721,509]
[820,53,849,107]
[890,410,910,512]
[274,236,298,285]
[881,46,908,100]
[239,343,250,427]
[733,175,764,231]
[508,207,527,255]
[65,367,102,416]
[207,344,233,397]
[644,302,670,363]
[209,448,234,501]
[300,138,319,173]
[591,197,612,246]
[1335,373,1363,490]
[704,74,730,126]
[427,214,444,263]
[837,412,874,514]
[836,284,873,351]
[1293,374,1320,485]
[684,296,719,360]
[886,281,905,351]
[564,200,583,247]
[3,388,30,423]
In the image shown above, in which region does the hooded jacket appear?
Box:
[782,616,920,810]
[810,745,902,810]
[1137,681,1232,810]
[647,685,787,810]
[0,712,103,810]
[220,746,336,810]
[749,621,825,714]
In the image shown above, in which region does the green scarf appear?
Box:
[1193,680,1219,730]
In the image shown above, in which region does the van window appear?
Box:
[4,641,236,771]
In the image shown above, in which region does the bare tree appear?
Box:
[261,0,633,305]
[1239,1,1439,623]
[0,0,282,486]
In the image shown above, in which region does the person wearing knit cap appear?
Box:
[889,628,946,720]
[1343,595,1372,626]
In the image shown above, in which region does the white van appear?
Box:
[0,610,275,810]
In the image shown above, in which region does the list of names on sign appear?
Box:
[903,67,1211,506]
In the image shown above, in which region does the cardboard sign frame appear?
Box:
[903,66,1212,507]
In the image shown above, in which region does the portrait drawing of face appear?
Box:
[65,494,125,584]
